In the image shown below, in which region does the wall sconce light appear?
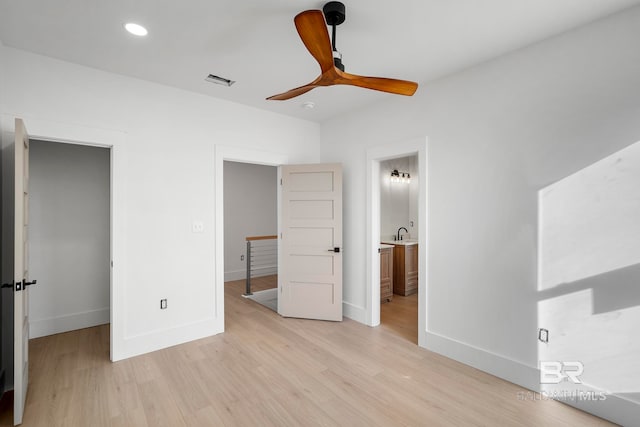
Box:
[390,169,411,184]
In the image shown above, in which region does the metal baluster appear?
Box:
[244,240,252,296]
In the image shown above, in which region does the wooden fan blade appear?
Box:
[266,82,318,101]
[339,71,418,96]
[267,8,417,101]
[294,10,334,73]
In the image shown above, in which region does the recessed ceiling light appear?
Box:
[124,23,148,37]
[301,101,315,110]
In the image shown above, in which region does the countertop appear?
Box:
[379,244,395,250]
[380,240,419,246]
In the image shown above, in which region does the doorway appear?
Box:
[379,155,419,343]
[29,140,111,338]
[223,160,278,314]
[215,147,344,325]
[366,137,428,347]
[214,146,288,327]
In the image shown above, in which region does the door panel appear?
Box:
[289,254,334,276]
[288,172,334,192]
[14,118,31,425]
[289,200,334,219]
[287,228,334,247]
[279,163,342,321]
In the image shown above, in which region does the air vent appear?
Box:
[205,74,235,87]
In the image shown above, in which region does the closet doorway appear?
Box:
[29,140,111,340]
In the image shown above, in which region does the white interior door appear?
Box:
[278,163,342,321]
[14,118,32,425]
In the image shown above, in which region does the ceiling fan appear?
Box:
[267,1,418,101]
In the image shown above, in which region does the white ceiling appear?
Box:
[1,0,639,122]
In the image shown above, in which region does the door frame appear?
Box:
[214,145,288,328]
[366,137,428,347]
[1,115,125,361]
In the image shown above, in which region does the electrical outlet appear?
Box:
[160,299,167,310]
[538,328,549,343]
[240,254,245,261]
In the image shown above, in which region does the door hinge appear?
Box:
[280,178,283,185]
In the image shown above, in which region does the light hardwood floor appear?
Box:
[0,277,615,426]
[380,293,419,344]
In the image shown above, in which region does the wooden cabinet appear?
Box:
[393,244,418,296]
[380,247,394,303]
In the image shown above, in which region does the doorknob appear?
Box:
[1,282,14,290]
[327,247,340,253]
[24,279,37,287]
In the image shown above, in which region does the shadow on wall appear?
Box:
[538,140,640,404]
[538,263,640,315]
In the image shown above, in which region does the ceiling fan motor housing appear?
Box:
[323,1,346,26]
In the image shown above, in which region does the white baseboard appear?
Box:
[343,301,367,323]
[114,317,223,361]
[425,331,541,392]
[555,385,640,427]
[424,331,640,426]
[30,308,110,338]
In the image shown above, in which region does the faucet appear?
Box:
[397,227,408,241]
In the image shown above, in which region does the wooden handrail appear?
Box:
[246,235,277,241]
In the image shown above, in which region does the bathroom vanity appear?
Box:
[381,240,418,296]
[379,244,395,303]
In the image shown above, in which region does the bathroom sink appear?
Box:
[380,239,418,246]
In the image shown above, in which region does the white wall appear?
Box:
[380,155,417,241]
[0,47,320,360]
[223,161,277,281]
[28,141,110,338]
[319,6,640,425]
[539,141,640,405]
[539,141,640,290]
